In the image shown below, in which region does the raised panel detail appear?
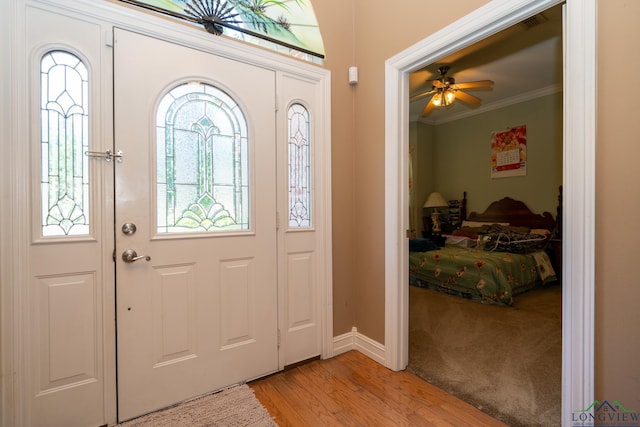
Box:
[287,252,315,331]
[152,264,197,366]
[37,273,97,393]
[219,258,254,349]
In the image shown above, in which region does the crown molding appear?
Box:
[414,83,562,125]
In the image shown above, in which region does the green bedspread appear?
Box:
[409,245,555,306]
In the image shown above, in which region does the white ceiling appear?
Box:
[409,5,563,124]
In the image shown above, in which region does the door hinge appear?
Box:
[277,329,281,349]
[406,229,411,238]
[276,212,280,230]
[112,249,116,262]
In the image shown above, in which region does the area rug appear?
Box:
[408,284,562,427]
[118,384,277,427]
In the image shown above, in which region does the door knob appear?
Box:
[122,223,137,235]
[122,249,151,263]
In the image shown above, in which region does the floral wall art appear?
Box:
[491,125,527,179]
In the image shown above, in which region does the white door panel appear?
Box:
[25,6,112,426]
[114,29,278,421]
[278,74,322,365]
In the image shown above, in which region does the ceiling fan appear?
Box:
[411,66,494,116]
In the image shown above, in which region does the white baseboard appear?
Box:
[332,327,386,365]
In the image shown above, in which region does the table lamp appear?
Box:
[424,192,448,234]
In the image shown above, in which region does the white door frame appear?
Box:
[1,0,332,424]
[384,1,595,426]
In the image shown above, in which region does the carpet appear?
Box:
[408,284,562,427]
[117,384,277,427]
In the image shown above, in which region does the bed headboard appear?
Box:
[466,196,556,232]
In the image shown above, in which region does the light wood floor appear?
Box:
[250,350,507,426]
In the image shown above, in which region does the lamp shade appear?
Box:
[423,192,448,208]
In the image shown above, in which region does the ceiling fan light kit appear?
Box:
[432,88,456,107]
[413,65,494,116]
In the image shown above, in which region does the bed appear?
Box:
[409,194,558,306]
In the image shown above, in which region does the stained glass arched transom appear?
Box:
[118,0,325,63]
[156,82,249,233]
[40,50,90,237]
[288,103,311,228]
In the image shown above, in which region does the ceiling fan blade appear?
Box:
[410,89,436,102]
[453,80,494,90]
[422,99,436,116]
[455,90,482,105]
[431,80,445,89]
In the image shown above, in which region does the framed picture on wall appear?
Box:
[491,125,527,178]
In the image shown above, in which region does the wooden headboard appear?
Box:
[466,196,556,232]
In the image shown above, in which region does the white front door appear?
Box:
[113,29,278,421]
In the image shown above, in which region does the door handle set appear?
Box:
[120,223,150,263]
[122,249,151,263]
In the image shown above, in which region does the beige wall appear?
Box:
[350,0,490,344]
[313,0,491,341]
[312,0,357,335]
[316,0,640,408]
[596,0,640,409]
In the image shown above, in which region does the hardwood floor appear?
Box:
[250,351,507,426]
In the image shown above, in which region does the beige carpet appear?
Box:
[117,384,277,427]
[408,284,562,427]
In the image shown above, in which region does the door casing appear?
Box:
[384,2,595,427]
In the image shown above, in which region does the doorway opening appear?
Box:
[405,4,562,424]
[384,1,596,426]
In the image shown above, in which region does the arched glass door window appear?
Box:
[40,50,90,237]
[288,103,311,228]
[156,82,249,233]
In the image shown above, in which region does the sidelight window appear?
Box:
[40,50,90,237]
[288,103,312,228]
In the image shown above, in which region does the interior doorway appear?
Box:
[405,5,563,424]
[384,1,597,426]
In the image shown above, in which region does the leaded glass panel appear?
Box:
[288,103,311,228]
[157,82,249,233]
[40,50,90,237]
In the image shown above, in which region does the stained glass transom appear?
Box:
[40,51,90,237]
[157,82,249,233]
[288,103,311,228]
[116,0,325,62]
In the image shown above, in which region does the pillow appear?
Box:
[452,226,483,239]
[461,220,509,227]
[530,228,551,236]
[445,235,477,248]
